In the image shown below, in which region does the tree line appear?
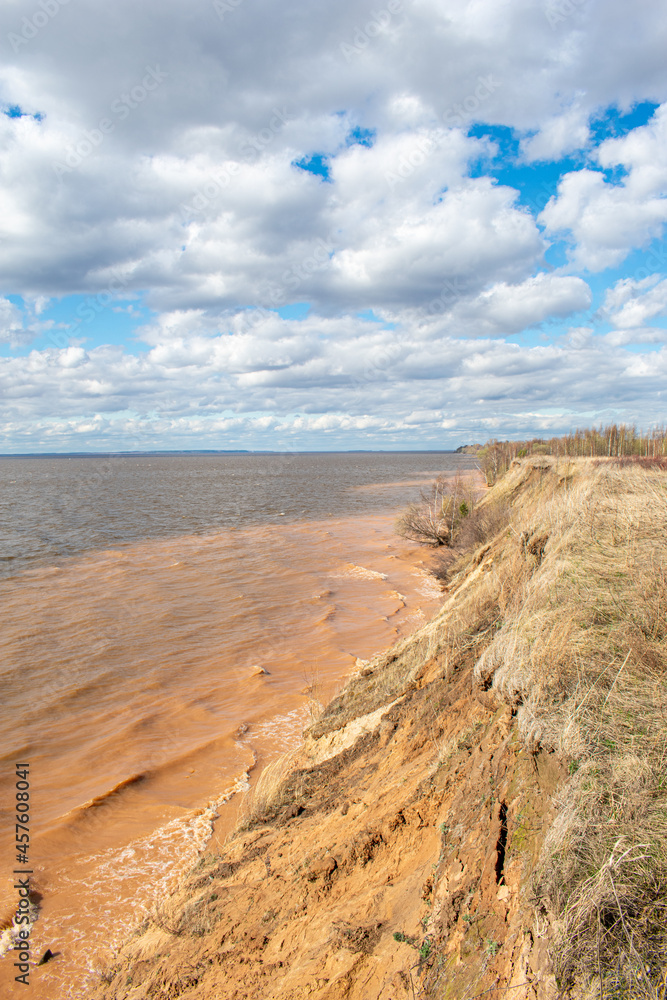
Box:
[472,423,667,484]
[396,423,667,549]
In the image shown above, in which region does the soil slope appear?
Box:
[89,457,667,1000]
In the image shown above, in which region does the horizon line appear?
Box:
[0,448,464,458]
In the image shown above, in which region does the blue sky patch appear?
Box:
[356,310,396,330]
[292,153,331,181]
[1,294,153,356]
[3,105,43,121]
[468,105,661,223]
[468,124,583,217]
[586,240,667,296]
[346,126,376,148]
[276,302,311,320]
[589,101,659,145]
[599,163,629,186]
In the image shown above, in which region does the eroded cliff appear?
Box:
[90,458,667,1000]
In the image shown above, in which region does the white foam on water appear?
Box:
[336,563,388,581]
[388,590,407,602]
[243,706,310,755]
[398,610,428,632]
[412,568,443,599]
[0,902,39,959]
[34,767,254,999]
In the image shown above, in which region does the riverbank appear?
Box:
[1,477,460,1000]
[87,457,667,1000]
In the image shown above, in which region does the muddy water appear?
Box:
[0,453,475,998]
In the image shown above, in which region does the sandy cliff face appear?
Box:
[89,458,667,1000]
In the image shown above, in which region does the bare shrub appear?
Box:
[395,473,481,547]
[395,476,455,546]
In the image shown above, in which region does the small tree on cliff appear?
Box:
[395,474,473,546]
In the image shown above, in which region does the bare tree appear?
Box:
[395,474,475,546]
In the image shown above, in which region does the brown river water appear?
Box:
[0,452,476,998]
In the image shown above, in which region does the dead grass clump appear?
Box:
[470,459,667,997]
[235,751,299,829]
[437,595,502,683]
[150,899,186,937]
[534,750,667,998]
[148,892,217,940]
[608,455,667,472]
[454,498,511,552]
[431,498,512,581]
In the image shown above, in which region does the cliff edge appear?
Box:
[90,458,667,1000]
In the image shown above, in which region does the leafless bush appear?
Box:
[395,473,480,546]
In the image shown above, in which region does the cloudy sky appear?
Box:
[1,0,667,452]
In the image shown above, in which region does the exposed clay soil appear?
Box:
[87,523,567,1000]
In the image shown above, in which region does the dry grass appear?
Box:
[454,497,512,552]
[234,751,301,829]
[606,456,667,472]
[470,457,667,998]
[430,496,512,582]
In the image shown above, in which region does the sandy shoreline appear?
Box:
[0,504,448,999]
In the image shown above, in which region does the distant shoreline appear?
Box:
[0,449,461,458]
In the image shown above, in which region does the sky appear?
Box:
[1,0,667,453]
